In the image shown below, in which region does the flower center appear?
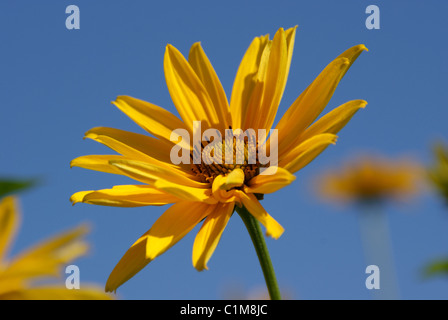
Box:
[191,135,262,184]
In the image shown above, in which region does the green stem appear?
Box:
[358,202,400,300]
[236,205,281,300]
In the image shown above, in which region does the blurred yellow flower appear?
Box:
[0,196,111,300]
[317,155,424,204]
[71,26,367,292]
[428,143,448,202]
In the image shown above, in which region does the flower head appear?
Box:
[0,196,111,300]
[71,27,367,292]
[317,155,424,205]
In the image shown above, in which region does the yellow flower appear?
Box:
[317,155,424,204]
[71,27,367,292]
[0,196,112,300]
[428,143,448,202]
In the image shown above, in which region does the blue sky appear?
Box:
[1,0,448,299]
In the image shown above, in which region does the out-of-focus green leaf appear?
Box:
[0,179,37,199]
[428,143,448,203]
[424,259,448,278]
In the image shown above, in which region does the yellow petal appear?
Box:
[0,277,23,295]
[105,230,150,293]
[105,201,213,292]
[237,192,284,239]
[164,44,219,130]
[241,39,271,130]
[70,191,91,205]
[280,134,338,173]
[260,26,297,132]
[112,95,190,148]
[109,159,206,188]
[275,57,348,151]
[212,174,227,194]
[153,179,217,204]
[3,225,89,281]
[213,189,241,205]
[192,203,234,271]
[70,155,127,175]
[274,44,368,157]
[85,127,181,168]
[250,27,289,131]
[223,168,245,190]
[188,42,231,131]
[283,26,298,86]
[146,202,213,260]
[298,100,367,142]
[0,286,112,300]
[0,196,19,262]
[70,185,180,207]
[230,33,270,129]
[336,44,369,78]
[211,175,243,204]
[245,167,296,194]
